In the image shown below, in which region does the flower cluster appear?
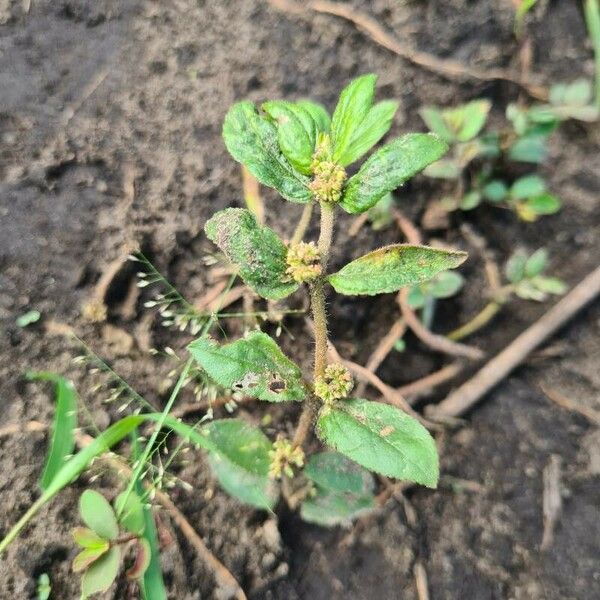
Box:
[314,363,354,403]
[309,134,346,203]
[285,241,322,283]
[268,436,305,479]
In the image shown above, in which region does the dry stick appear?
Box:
[431,265,600,418]
[541,454,562,552]
[540,385,600,426]
[396,362,463,401]
[413,561,431,600]
[398,288,485,360]
[290,202,314,245]
[272,0,547,100]
[76,433,247,600]
[241,165,264,224]
[355,318,407,397]
[0,421,47,438]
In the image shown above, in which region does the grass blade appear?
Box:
[26,372,78,491]
[585,0,600,109]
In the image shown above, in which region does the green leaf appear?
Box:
[301,452,376,527]
[222,101,311,203]
[205,208,299,300]
[188,331,306,402]
[406,285,426,309]
[524,193,561,216]
[429,271,464,298]
[423,158,461,180]
[317,399,439,487]
[81,546,121,598]
[514,280,547,301]
[509,135,547,163]
[73,527,108,549]
[296,100,330,134]
[393,338,406,352]
[304,451,375,495]
[328,244,467,296]
[16,310,41,327]
[114,491,146,536]
[446,100,491,142]
[26,372,77,491]
[73,544,110,573]
[532,276,568,295]
[419,106,454,142]
[262,100,316,175]
[505,250,527,283]
[459,190,481,210]
[563,79,593,106]
[340,133,449,214]
[203,419,278,509]
[79,490,119,541]
[524,248,548,277]
[300,488,375,527]
[330,74,377,163]
[482,180,508,202]
[126,538,152,580]
[510,175,546,200]
[366,192,395,230]
[337,100,399,166]
[37,573,51,600]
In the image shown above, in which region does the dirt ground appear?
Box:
[1,0,599,598]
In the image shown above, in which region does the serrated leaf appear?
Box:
[81,546,120,598]
[202,419,278,509]
[204,208,299,300]
[429,271,464,298]
[419,106,454,142]
[222,101,311,203]
[510,175,546,200]
[482,180,508,202]
[340,134,449,214]
[317,399,439,487]
[524,248,548,278]
[296,100,330,134]
[509,135,547,163]
[79,490,119,541]
[304,451,374,495]
[26,372,77,492]
[300,489,375,527]
[331,74,377,163]
[114,491,145,536]
[262,100,316,175]
[188,331,306,402]
[337,100,399,166]
[73,527,108,549]
[126,538,152,580]
[505,250,527,283]
[532,276,567,295]
[73,544,110,573]
[328,244,467,296]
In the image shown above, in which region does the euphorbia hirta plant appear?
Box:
[186,74,467,524]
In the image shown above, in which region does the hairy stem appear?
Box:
[293,202,335,449]
[290,202,314,245]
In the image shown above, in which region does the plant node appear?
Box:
[314,363,354,403]
[286,241,322,282]
[309,134,346,203]
[268,436,305,479]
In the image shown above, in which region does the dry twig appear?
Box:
[540,385,600,426]
[396,362,463,400]
[541,454,562,552]
[413,561,430,600]
[0,421,47,438]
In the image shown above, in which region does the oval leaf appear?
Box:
[73,527,108,549]
[114,491,146,536]
[188,331,306,402]
[81,546,121,598]
[300,489,375,527]
[296,100,330,134]
[73,544,110,573]
[331,74,377,163]
[202,419,278,509]
[205,208,299,300]
[222,101,311,203]
[316,399,439,488]
[304,451,374,495]
[79,490,119,540]
[340,134,449,214]
[328,244,467,296]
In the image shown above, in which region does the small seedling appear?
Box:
[16,309,41,328]
[73,490,150,598]
[36,573,51,600]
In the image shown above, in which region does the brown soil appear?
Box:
[1,1,599,599]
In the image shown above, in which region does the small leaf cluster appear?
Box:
[417,81,598,220]
[406,270,465,310]
[504,248,567,301]
[72,490,150,598]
